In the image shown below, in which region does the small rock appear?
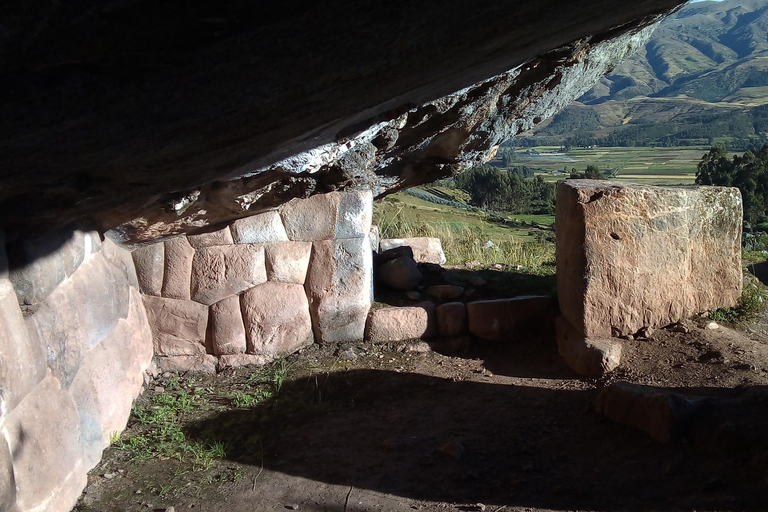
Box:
[670,323,689,334]
[706,321,719,330]
[135,490,142,494]
[424,285,464,301]
[404,291,421,300]
[103,472,116,479]
[467,276,486,287]
[337,347,361,360]
[284,505,300,510]
[403,341,432,354]
[154,386,165,394]
[636,326,654,339]
[165,507,176,512]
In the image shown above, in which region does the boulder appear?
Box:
[281,192,340,241]
[377,256,422,291]
[131,242,165,296]
[7,230,68,305]
[466,296,553,342]
[265,241,312,284]
[305,238,373,343]
[241,282,314,357]
[210,295,247,355]
[155,354,218,374]
[0,434,15,512]
[365,305,435,342]
[380,237,447,265]
[377,245,414,265]
[425,285,464,301]
[0,279,47,413]
[556,180,742,338]
[230,211,289,244]
[3,375,87,512]
[162,236,195,300]
[102,237,140,288]
[187,226,234,248]
[142,295,208,356]
[594,382,707,443]
[436,302,468,337]
[190,244,267,305]
[556,315,622,376]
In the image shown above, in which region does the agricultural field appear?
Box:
[508,146,705,185]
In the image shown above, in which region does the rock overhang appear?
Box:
[0,0,688,243]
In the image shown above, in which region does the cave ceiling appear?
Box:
[0,0,688,243]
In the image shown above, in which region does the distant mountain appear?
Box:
[532,0,768,148]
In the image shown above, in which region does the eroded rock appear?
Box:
[365,305,435,343]
[556,181,742,338]
[190,245,267,305]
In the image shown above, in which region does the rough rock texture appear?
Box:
[380,238,447,265]
[131,243,165,296]
[556,315,622,377]
[240,282,314,357]
[218,354,268,370]
[265,242,312,285]
[142,296,208,356]
[2,375,86,512]
[0,0,687,242]
[210,295,248,356]
[155,354,218,374]
[190,244,267,305]
[305,238,373,343]
[467,296,553,342]
[594,382,707,443]
[365,306,434,343]
[436,302,468,337]
[556,180,742,338]
[230,212,288,244]
[187,226,234,249]
[162,236,195,300]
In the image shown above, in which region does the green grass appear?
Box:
[375,195,555,268]
[709,274,768,324]
[506,146,705,186]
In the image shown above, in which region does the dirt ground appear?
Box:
[75,295,768,512]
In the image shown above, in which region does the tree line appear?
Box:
[696,144,768,228]
[446,165,556,214]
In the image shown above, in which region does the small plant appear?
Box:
[709,275,767,323]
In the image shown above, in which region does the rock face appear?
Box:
[556,181,742,339]
[0,0,687,242]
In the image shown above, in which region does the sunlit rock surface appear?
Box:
[0,1,687,242]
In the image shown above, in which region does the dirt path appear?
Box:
[76,314,768,512]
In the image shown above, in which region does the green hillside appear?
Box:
[532,0,768,148]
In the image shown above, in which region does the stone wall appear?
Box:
[132,191,374,372]
[555,180,742,375]
[0,228,153,512]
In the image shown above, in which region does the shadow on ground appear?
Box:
[188,367,768,511]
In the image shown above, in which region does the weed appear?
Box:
[109,431,121,445]
[710,274,768,323]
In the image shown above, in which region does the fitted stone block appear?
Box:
[241,282,314,357]
[556,315,622,376]
[265,241,312,284]
[466,296,553,342]
[436,302,468,337]
[187,225,234,248]
[26,254,129,388]
[162,236,195,300]
[191,244,267,305]
[132,242,165,296]
[336,190,373,239]
[281,192,340,241]
[3,375,87,512]
[142,295,208,356]
[210,295,247,355]
[556,181,743,338]
[365,305,433,342]
[305,238,373,343]
[0,280,46,415]
[230,211,288,244]
[379,237,446,265]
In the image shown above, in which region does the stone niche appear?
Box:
[556,180,742,375]
[0,228,153,512]
[132,190,374,372]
